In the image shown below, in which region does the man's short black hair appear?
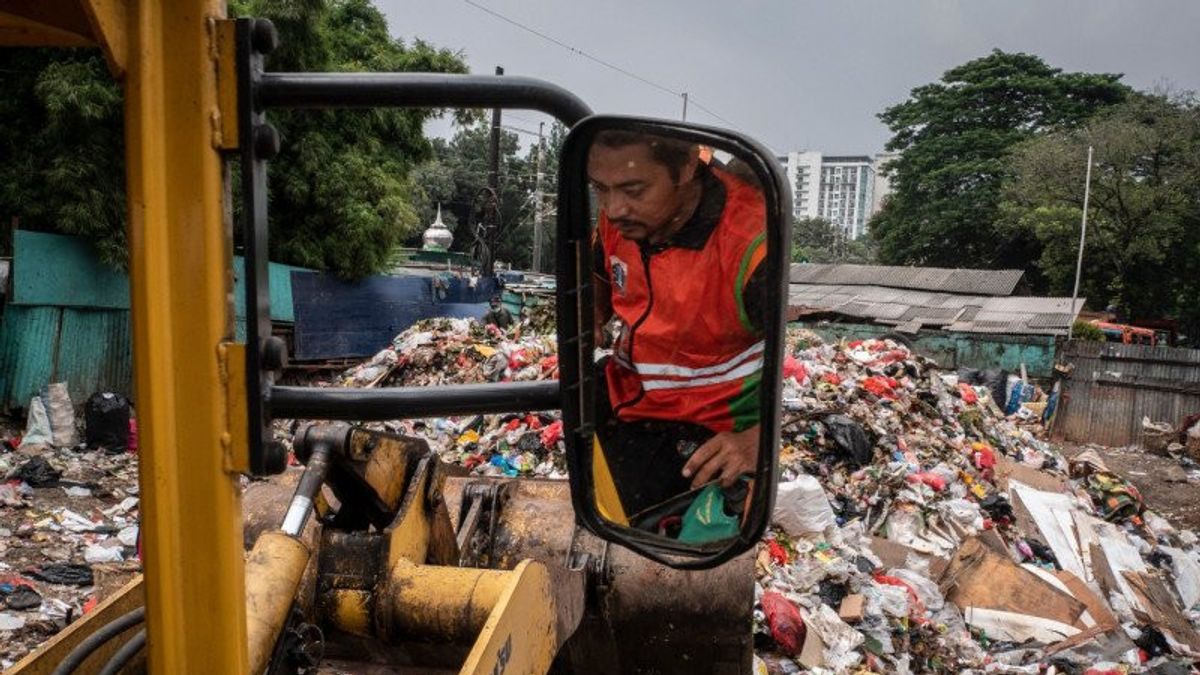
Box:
[593,130,696,182]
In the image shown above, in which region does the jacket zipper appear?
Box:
[612,246,656,416]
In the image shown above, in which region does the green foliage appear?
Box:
[0,0,466,279]
[0,49,126,266]
[870,50,1128,271]
[791,217,876,264]
[1071,320,1106,342]
[233,0,468,278]
[410,120,566,270]
[1003,93,1200,339]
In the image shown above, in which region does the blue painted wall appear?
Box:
[290,272,499,360]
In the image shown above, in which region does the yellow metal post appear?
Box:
[125,1,249,672]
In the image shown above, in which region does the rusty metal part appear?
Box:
[380,559,510,642]
[246,531,312,674]
[443,476,755,674]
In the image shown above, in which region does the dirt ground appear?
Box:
[1060,442,1200,530]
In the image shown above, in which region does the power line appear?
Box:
[462,0,680,99]
[686,99,738,129]
[460,0,740,130]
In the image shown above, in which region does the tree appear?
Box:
[870,51,1128,271]
[0,0,467,279]
[234,0,468,278]
[0,50,126,265]
[791,217,837,262]
[791,217,877,264]
[409,120,569,271]
[1003,93,1200,337]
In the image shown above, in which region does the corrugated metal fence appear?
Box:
[1052,341,1200,447]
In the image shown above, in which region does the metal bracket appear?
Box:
[234,17,592,476]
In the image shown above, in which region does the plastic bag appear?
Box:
[886,568,945,612]
[773,475,837,537]
[761,591,805,655]
[44,382,77,447]
[822,414,873,467]
[19,396,53,450]
[678,484,740,544]
[84,392,132,452]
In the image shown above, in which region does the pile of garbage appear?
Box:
[753,330,1200,673]
[0,390,140,669]
[333,318,567,478]
[335,319,1200,671]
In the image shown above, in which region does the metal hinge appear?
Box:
[218,341,251,473]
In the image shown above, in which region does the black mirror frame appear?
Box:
[555,115,792,569]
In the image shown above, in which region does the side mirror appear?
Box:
[555,116,791,569]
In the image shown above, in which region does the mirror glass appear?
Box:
[581,126,778,551]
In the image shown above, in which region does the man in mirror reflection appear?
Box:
[589,129,768,533]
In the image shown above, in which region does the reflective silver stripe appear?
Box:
[634,340,765,378]
[641,358,763,391]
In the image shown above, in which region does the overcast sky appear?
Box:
[377,0,1200,155]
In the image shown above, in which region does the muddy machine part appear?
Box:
[247,425,755,674]
[443,477,756,674]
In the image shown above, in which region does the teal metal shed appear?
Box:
[0,230,306,409]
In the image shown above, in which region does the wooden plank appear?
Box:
[939,539,1088,627]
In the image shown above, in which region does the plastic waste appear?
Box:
[8,456,62,487]
[18,396,53,450]
[84,392,132,453]
[25,563,94,586]
[45,382,77,448]
[761,591,805,655]
[822,415,873,467]
[773,475,837,537]
[677,484,740,544]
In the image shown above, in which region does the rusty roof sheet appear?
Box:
[788,283,1082,335]
[789,263,1024,296]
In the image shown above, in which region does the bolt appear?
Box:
[253,124,280,161]
[250,18,278,55]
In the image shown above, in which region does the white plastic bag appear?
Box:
[45,382,77,447]
[772,475,836,537]
[18,396,53,450]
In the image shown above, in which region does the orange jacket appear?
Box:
[597,165,766,433]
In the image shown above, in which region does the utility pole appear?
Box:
[482,65,503,277]
[532,121,546,273]
[681,92,688,121]
[1068,145,1094,341]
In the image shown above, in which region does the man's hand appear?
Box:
[682,426,760,489]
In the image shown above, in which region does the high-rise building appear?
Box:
[777,151,822,220]
[776,152,874,240]
[818,156,874,240]
[775,151,902,240]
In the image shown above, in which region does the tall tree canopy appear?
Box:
[233,0,467,278]
[0,0,467,279]
[1003,93,1200,337]
[870,51,1128,272]
[0,50,126,264]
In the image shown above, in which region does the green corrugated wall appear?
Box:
[794,321,1060,379]
[0,231,303,409]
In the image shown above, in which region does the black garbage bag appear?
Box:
[25,563,93,586]
[84,392,131,453]
[9,456,62,487]
[822,415,873,468]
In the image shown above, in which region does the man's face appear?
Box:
[588,142,692,242]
